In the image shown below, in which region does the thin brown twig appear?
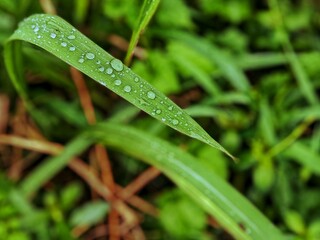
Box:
[118,190,158,217]
[108,34,147,60]
[0,135,160,226]
[70,67,97,124]
[0,94,9,134]
[70,66,118,239]
[0,135,136,223]
[120,167,161,199]
[108,208,120,240]
[39,0,57,15]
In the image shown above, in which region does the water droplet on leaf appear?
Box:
[110,59,124,71]
[172,119,179,125]
[61,42,67,47]
[86,53,95,60]
[50,33,56,38]
[114,79,122,86]
[124,85,132,92]
[68,35,75,39]
[106,68,113,74]
[147,91,156,99]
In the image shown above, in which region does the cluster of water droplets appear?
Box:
[26,15,185,129]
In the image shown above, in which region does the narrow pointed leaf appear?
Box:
[125,0,161,64]
[4,14,233,159]
[14,122,284,240]
[92,123,284,240]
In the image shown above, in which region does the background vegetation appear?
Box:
[0,0,320,239]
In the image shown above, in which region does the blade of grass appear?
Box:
[20,135,93,196]
[4,13,233,159]
[159,30,251,92]
[74,0,89,24]
[0,122,284,239]
[283,141,320,175]
[91,122,284,240]
[270,0,319,105]
[124,0,160,65]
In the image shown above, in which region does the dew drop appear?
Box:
[168,106,173,111]
[68,35,75,39]
[155,109,162,114]
[106,68,113,74]
[162,118,166,122]
[50,33,56,39]
[172,119,179,125]
[134,77,139,82]
[99,67,105,72]
[96,60,101,64]
[78,58,84,63]
[147,91,156,99]
[34,26,39,32]
[124,85,132,92]
[114,79,122,86]
[61,42,67,47]
[69,46,75,51]
[110,59,124,71]
[86,52,95,60]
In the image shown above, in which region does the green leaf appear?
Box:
[168,40,220,96]
[283,142,320,175]
[91,122,285,240]
[284,210,306,235]
[60,182,84,211]
[125,0,160,64]
[4,13,233,159]
[20,136,93,196]
[16,122,284,240]
[156,0,193,29]
[158,190,207,238]
[162,31,251,92]
[70,200,109,227]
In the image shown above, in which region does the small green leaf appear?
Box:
[284,210,306,235]
[60,182,84,211]
[70,200,109,227]
[158,190,206,238]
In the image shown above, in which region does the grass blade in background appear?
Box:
[73,0,89,24]
[285,43,319,105]
[124,0,160,65]
[20,136,93,196]
[4,13,233,159]
[160,31,251,92]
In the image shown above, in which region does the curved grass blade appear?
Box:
[91,123,284,240]
[4,13,233,159]
[15,122,284,240]
[124,0,161,65]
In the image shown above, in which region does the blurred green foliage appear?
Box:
[1,0,320,239]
